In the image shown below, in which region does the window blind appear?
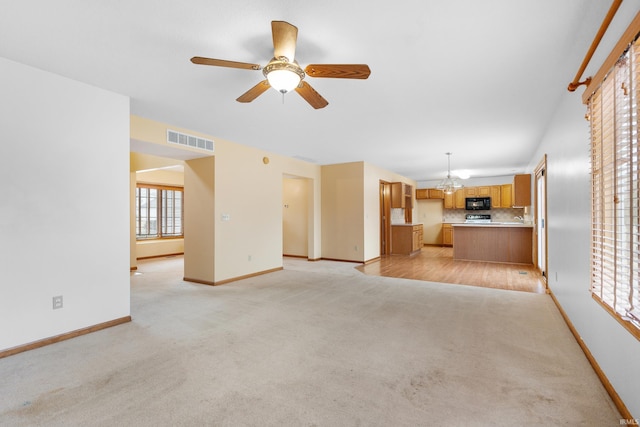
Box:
[589,35,640,336]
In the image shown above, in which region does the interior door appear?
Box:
[534,156,547,285]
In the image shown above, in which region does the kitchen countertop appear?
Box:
[452,222,533,228]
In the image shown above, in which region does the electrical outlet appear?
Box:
[52,295,63,310]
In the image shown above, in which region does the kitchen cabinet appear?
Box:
[500,184,512,208]
[477,186,491,196]
[415,189,429,199]
[429,189,444,199]
[513,174,531,207]
[442,223,453,246]
[464,187,477,197]
[391,182,413,208]
[490,186,501,208]
[391,224,423,255]
[415,188,444,200]
[444,191,454,209]
[455,189,465,209]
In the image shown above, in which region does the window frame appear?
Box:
[136,183,184,240]
[587,24,640,341]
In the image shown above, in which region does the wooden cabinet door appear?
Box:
[501,184,513,208]
[391,182,405,208]
[444,191,454,208]
[412,226,423,252]
[490,186,501,208]
[513,174,531,206]
[464,187,477,197]
[415,189,429,199]
[442,224,453,246]
[477,186,491,196]
[455,189,465,209]
[428,189,444,199]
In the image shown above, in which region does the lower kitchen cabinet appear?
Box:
[442,223,453,246]
[392,224,424,255]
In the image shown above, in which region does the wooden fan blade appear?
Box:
[191,56,262,71]
[272,21,298,62]
[295,81,328,109]
[305,64,371,79]
[236,80,271,103]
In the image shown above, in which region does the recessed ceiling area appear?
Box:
[0,1,623,182]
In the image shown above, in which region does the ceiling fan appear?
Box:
[191,21,371,109]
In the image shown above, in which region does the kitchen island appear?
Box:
[452,223,533,264]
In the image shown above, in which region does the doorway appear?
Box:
[534,155,548,287]
[283,176,310,258]
[380,181,392,255]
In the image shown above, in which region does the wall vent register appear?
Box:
[167,129,214,152]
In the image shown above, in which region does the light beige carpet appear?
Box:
[0,256,620,426]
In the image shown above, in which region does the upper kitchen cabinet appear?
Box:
[500,184,512,208]
[490,186,501,208]
[499,174,531,207]
[391,182,413,208]
[415,189,429,199]
[513,174,531,207]
[465,186,491,197]
[444,191,454,209]
[429,189,444,199]
[455,189,465,209]
[416,188,444,200]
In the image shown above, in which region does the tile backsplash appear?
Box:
[443,207,527,223]
[391,208,405,224]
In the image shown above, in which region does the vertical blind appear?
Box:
[589,35,640,332]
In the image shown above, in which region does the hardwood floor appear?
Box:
[357,245,547,294]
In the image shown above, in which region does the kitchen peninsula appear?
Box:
[452,223,533,264]
[391,223,424,255]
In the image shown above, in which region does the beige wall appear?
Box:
[321,162,365,262]
[184,156,215,283]
[322,162,416,262]
[416,199,444,245]
[130,115,321,283]
[283,178,309,257]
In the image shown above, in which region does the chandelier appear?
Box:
[436,152,464,194]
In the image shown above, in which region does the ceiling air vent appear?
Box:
[167,129,214,152]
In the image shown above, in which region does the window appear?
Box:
[589,34,640,337]
[136,185,183,239]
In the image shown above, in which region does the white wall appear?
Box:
[527,2,640,416]
[0,57,130,350]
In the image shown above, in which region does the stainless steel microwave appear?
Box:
[465,197,491,210]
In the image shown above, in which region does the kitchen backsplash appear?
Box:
[391,208,406,224]
[392,207,528,224]
[442,207,527,223]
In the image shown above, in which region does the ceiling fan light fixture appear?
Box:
[263,57,305,93]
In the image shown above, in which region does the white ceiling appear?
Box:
[0,1,625,182]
